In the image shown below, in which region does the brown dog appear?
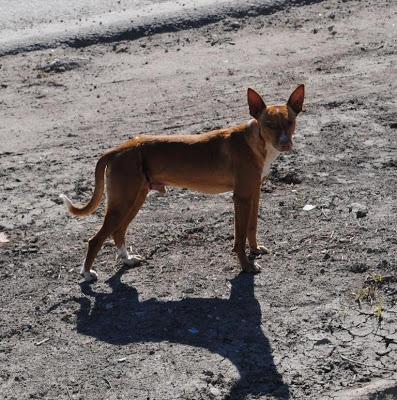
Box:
[61,85,305,281]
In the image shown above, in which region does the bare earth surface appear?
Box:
[0,0,396,399]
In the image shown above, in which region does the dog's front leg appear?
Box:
[233,192,261,273]
[247,187,271,257]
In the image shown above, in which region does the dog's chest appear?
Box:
[261,145,280,180]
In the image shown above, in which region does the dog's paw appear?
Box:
[122,255,144,267]
[117,246,144,267]
[79,267,98,282]
[242,262,261,274]
[249,245,271,256]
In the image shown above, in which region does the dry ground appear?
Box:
[0,0,396,399]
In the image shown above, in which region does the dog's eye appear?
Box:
[264,123,277,130]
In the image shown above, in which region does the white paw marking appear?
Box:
[79,266,98,281]
[84,270,98,282]
[117,245,144,266]
[123,255,144,266]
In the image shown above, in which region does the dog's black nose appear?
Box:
[278,131,290,145]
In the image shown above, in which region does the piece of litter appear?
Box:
[188,327,199,335]
[117,357,127,363]
[0,232,9,244]
[303,204,316,211]
[35,338,50,346]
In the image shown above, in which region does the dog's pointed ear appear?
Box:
[247,88,266,119]
[287,84,305,114]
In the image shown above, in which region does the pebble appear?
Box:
[348,203,368,218]
[229,21,241,29]
[209,386,221,397]
[349,263,368,273]
[323,252,331,261]
[315,338,332,346]
[223,20,241,31]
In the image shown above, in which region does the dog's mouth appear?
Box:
[279,143,292,152]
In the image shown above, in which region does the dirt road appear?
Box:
[0,0,314,56]
[0,0,396,399]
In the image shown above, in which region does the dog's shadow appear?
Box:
[74,266,289,399]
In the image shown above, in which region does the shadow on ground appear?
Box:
[74,266,289,399]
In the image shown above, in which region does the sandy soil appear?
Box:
[0,0,396,399]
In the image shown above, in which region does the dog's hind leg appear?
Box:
[80,205,131,282]
[113,187,149,266]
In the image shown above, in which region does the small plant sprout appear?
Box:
[374,304,385,327]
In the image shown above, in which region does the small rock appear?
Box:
[36,58,84,73]
[349,263,368,273]
[224,20,241,31]
[323,252,331,261]
[113,44,129,53]
[273,169,303,184]
[322,364,333,373]
[315,338,332,346]
[229,21,241,29]
[209,386,221,397]
[303,204,316,211]
[349,203,368,218]
[0,232,9,244]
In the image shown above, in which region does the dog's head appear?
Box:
[247,85,305,152]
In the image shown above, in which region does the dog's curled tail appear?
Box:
[60,150,116,217]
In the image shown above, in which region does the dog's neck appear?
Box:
[261,142,280,180]
[246,119,280,177]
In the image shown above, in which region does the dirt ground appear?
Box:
[0,0,396,399]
